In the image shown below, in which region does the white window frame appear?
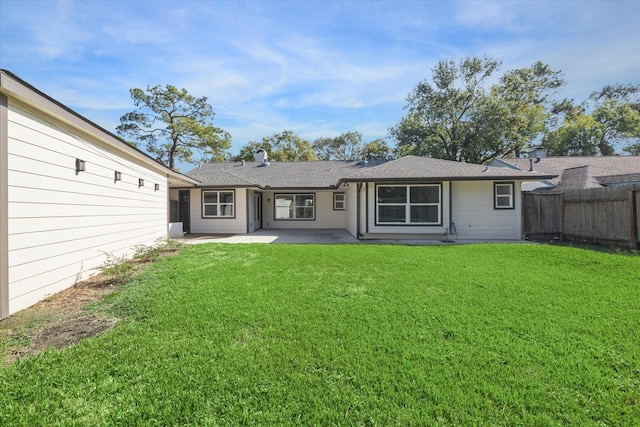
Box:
[202,190,235,218]
[376,184,441,225]
[494,182,515,209]
[333,192,345,210]
[274,193,315,220]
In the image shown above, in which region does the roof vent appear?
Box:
[241,160,245,166]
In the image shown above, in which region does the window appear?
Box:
[376,184,441,225]
[494,182,515,209]
[202,190,235,217]
[333,192,345,210]
[275,193,315,220]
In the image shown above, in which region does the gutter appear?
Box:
[356,182,363,239]
[0,69,198,187]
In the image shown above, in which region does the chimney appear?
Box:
[528,146,547,159]
[254,148,268,163]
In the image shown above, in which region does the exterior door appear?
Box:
[178,190,190,233]
[254,193,262,230]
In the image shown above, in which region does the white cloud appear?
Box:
[2,0,638,157]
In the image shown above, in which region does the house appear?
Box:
[175,151,556,242]
[489,155,640,191]
[0,70,198,318]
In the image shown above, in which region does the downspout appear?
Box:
[0,93,9,318]
[246,189,250,234]
[356,182,363,239]
[449,181,453,229]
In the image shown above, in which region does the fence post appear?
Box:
[631,189,639,249]
[559,192,565,242]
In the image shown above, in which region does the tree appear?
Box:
[117,85,231,170]
[362,138,394,159]
[230,141,272,162]
[313,131,363,160]
[390,56,565,163]
[232,131,316,161]
[543,83,640,156]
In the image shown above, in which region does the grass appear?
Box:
[1,243,639,425]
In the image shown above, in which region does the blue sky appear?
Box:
[1,0,639,157]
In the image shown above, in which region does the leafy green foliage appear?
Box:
[117,85,231,170]
[362,138,394,159]
[234,131,395,162]
[2,244,638,425]
[231,130,316,161]
[391,56,565,163]
[97,252,137,285]
[313,131,364,160]
[544,83,640,156]
[134,238,186,263]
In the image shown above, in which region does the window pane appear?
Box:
[275,195,294,219]
[334,193,344,202]
[411,186,439,203]
[220,192,234,203]
[220,204,234,216]
[335,201,344,210]
[496,185,512,196]
[379,205,406,222]
[203,192,217,203]
[411,205,439,223]
[296,207,314,219]
[378,186,406,204]
[496,196,512,207]
[295,195,314,207]
[204,205,217,216]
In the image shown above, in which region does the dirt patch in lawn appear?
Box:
[0,274,124,365]
[0,246,183,365]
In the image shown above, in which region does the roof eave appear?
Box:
[339,174,558,183]
[1,69,197,185]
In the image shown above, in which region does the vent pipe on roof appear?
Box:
[529,158,534,172]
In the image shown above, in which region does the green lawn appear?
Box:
[1,243,639,425]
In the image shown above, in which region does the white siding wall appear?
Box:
[451,181,522,240]
[189,188,248,234]
[344,184,358,237]
[7,100,169,314]
[262,190,346,230]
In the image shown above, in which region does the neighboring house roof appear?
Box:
[554,166,602,190]
[186,155,557,189]
[596,173,640,186]
[490,156,640,190]
[0,69,199,188]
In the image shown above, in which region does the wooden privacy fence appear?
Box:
[522,184,640,249]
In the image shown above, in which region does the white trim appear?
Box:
[376,184,442,225]
[0,93,8,318]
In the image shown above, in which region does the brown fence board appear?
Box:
[523,184,640,249]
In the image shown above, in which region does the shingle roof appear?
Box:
[554,166,602,190]
[491,156,640,186]
[186,155,557,189]
[596,173,640,186]
[186,159,386,188]
[341,155,556,182]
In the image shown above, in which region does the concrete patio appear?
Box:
[177,229,528,245]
